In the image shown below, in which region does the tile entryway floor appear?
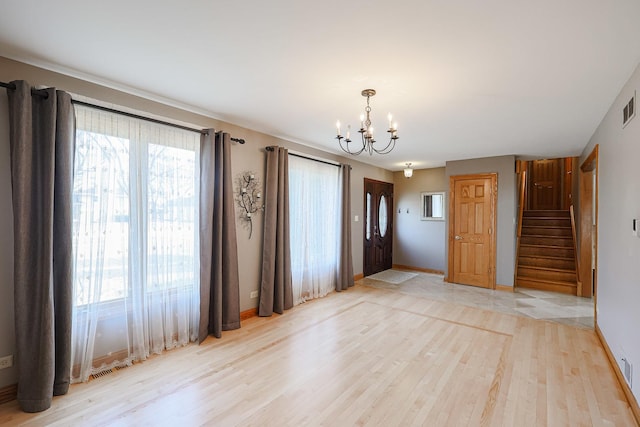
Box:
[360,270,594,329]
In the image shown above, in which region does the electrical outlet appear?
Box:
[0,355,13,370]
[250,291,258,299]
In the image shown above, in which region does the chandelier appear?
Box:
[335,89,398,155]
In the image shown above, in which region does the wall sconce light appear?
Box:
[404,163,413,179]
[235,171,263,238]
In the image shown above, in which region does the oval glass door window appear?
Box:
[366,192,372,240]
[379,195,388,237]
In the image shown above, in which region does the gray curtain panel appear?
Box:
[199,131,241,342]
[7,81,75,413]
[258,146,293,316]
[336,164,354,291]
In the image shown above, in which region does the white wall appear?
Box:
[445,155,517,287]
[393,167,447,272]
[582,62,640,402]
[0,56,392,388]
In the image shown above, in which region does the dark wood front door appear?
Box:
[363,178,393,276]
[530,159,562,210]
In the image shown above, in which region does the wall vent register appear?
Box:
[623,91,635,127]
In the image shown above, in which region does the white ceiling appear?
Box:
[2,0,640,170]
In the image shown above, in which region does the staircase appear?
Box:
[516,210,578,295]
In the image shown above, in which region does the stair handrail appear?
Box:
[514,168,527,287]
[517,170,526,239]
[569,204,582,292]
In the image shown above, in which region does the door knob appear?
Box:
[454,235,463,240]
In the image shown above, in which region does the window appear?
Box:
[71,104,200,382]
[366,192,372,240]
[288,155,341,304]
[421,191,445,221]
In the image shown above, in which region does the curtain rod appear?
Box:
[1,80,246,144]
[266,146,350,169]
[1,81,49,98]
[288,152,341,168]
[267,147,339,168]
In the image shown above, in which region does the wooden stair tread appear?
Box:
[516,276,577,287]
[516,277,578,295]
[522,225,571,229]
[519,243,575,249]
[518,265,575,274]
[523,210,569,215]
[521,234,572,239]
[519,254,574,262]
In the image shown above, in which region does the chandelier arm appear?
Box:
[337,136,366,155]
[371,136,397,155]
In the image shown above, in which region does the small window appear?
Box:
[379,195,388,237]
[366,192,372,240]
[421,192,445,221]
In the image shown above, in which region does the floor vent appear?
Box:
[90,369,114,379]
[622,357,633,389]
[90,365,128,380]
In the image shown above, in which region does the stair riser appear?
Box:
[518,267,576,283]
[521,227,572,237]
[519,246,574,258]
[518,257,575,270]
[516,278,577,295]
[523,210,570,218]
[520,236,573,247]
[522,218,571,227]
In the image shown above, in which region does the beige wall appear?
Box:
[579,61,640,402]
[0,56,392,388]
[392,168,447,272]
[445,155,517,287]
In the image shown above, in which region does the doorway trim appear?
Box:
[579,145,598,304]
[446,173,498,289]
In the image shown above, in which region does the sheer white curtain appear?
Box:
[288,155,341,304]
[71,105,200,382]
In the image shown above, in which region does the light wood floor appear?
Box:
[0,284,636,426]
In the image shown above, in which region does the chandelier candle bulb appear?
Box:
[336,121,340,136]
[388,113,392,129]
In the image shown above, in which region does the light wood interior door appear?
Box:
[448,174,496,289]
